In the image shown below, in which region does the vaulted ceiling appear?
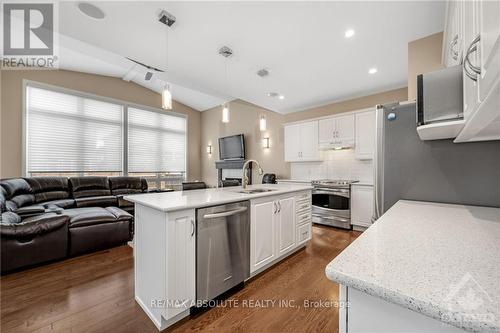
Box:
[57,1,445,113]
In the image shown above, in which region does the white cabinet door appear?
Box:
[351,186,374,228]
[165,210,196,319]
[462,0,481,121]
[355,111,375,160]
[299,121,320,161]
[336,114,355,145]
[319,118,335,144]
[443,0,463,67]
[478,0,500,101]
[276,196,296,256]
[251,200,276,273]
[284,124,301,162]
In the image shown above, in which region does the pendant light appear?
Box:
[222,103,230,123]
[162,14,172,110]
[162,84,172,109]
[219,46,233,123]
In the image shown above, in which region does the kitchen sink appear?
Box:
[236,188,277,194]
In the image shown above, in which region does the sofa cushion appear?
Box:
[0,187,6,212]
[109,177,148,195]
[1,179,36,212]
[15,204,46,218]
[63,206,132,228]
[0,179,32,198]
[41,199,75,209]
[0,213,68,239]
[24,177,70,204]
[74,196,117,208]
[105,206,133,221]
[1,211,22,224]
[69,177,111,198]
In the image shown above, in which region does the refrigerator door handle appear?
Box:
[373,105,385,222]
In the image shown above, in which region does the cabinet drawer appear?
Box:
[297,211,311,226]
[296,201,311,213]
[297,223,311,245]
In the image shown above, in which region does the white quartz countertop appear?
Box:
[124,184,312,212]
[326,200,500,333]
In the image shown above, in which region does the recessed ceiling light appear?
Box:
[368,68,378,74]
[344,29,355,38]
[278,95,285,100]
[77,2,106,20]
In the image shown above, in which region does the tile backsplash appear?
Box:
[290,149,373,183]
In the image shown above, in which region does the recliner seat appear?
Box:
[0,176,148,274]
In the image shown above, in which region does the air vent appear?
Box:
[218,46,233,58]
[257,68,269,77]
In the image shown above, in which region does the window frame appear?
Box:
[22,79,188,181]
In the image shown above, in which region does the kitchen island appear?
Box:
[125,183,312,330]
[326,200,500,333]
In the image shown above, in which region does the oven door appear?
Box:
[312,188,351,229]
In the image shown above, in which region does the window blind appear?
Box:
[26,86,123,173]
[128,107,186,173]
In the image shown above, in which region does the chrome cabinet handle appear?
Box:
[203,207,248,219]
[191,219,195,237]
[463,35,481,81]
[278,201,281,213]
[273,202,277,214]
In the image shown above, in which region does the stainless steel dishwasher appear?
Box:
[196,201,250,302]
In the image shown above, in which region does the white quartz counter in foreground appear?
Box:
[326,200,500,333]
[124,183,312,212]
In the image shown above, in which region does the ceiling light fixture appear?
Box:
[369,68,378,74]
[77,2,106,20]
[260,115,267,131]
[344,29,355,38]
[162,84,172,110]
[278,95,285,100]
[219,46,233,123]
[222,104,230,123]
[159,10,175,110]
[267,92,279,98]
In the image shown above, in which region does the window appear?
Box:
[127,106,187,190]
[25,83,187,189]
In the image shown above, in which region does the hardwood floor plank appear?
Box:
[1,226,359,333]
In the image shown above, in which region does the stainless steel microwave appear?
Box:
[417,65,463,126]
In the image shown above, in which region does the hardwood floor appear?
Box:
[1,226,360,333]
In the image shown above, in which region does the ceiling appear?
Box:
[57,1,446,113]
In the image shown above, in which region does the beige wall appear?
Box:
[0,69,201,180]
[201,100,288,186]
[408,32,444,101]
[284,87,408,123]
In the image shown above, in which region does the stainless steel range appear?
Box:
[311,180,358,229]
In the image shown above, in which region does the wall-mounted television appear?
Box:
[219,134,245,160]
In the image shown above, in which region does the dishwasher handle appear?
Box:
[203,206,248,219]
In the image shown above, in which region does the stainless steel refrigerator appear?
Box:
[373,102,500,220]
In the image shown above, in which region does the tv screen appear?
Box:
[219,134,245,160]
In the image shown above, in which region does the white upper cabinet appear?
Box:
[355,111,375,160]
[451,0,500,142]
[284,121,320,162]
[318,114,355,149]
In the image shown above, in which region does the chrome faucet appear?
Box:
[242,159,264,189]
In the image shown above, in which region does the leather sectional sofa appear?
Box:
[0,176,148,274]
